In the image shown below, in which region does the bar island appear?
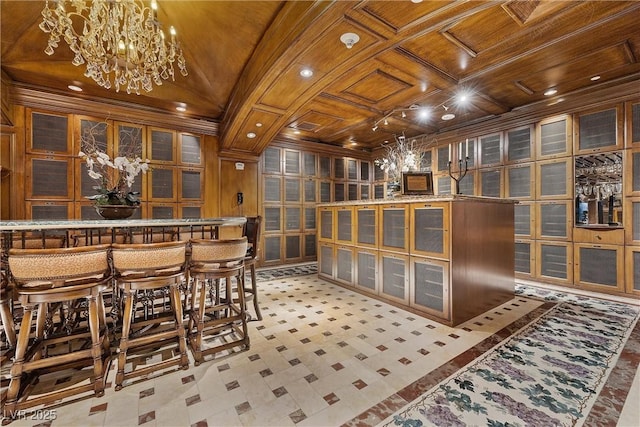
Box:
[317,195,516,326]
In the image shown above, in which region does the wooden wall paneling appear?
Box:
[574,104,624,154]
[202,134,220,218]
[0,129,13,219]
[26,109,72,155]
[219,158,259,217]
[625,100,640,147]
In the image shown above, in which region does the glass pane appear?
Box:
[540,120,566,156]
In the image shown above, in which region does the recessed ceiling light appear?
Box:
[300,68,313,78]
[351,141,357,146]
[590,75,601,81]
[68,85,83,92]
[176,106,186,112]
[256,122,263,127]
[442,113,455,121]
[544,88,558,96]
[293,130,301,134]
[247,132,256,138]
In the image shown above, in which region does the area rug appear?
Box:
[379,290,639,427]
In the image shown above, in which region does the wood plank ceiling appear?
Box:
[1,1,639,155]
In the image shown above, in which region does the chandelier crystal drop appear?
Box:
[39,0,188,95]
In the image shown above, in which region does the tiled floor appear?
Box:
[2,267,639,427]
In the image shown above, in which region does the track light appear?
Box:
[372,125,378,132]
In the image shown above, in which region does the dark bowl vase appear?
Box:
[94,204,138,220]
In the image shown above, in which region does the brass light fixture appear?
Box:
[39,0,188,94]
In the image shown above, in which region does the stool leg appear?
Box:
[0,292,16,348]
[250,264,262,321]
[3,304,35,420]
[116,287,134,390]
[169,281,188,370]
[87,295,105,397]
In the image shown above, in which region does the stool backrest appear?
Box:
[8,244,111,288]
[189,237,247,266]
[242,216,262,261]
[111,241,187,278]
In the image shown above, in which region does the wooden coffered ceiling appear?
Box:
[1,1,639,155]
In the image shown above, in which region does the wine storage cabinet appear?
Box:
[317,196,515,326]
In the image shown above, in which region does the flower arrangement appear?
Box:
[79,149,150,206]
[374,134,433,184]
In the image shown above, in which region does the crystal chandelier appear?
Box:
[39,0,188,94]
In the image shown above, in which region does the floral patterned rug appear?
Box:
[379,286,639,427]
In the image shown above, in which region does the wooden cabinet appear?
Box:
[409,202,449,259]
[536,241,573,285]
[355,205,377,248]
[514,201,534,238]
[514,239,534,279]
[410,256,449,319]
[28,110,72,155]
[626,246,640,295]
[536,115,572,159]
[575,105,624,154]
[505,125,533,164]
[355,248,378,294]
[625,197,640,245]
[380,251,409,304]
[335,206,354,245]
[625,100,640,147]
[536,200,572,241]
[317,197,515,326]
[506,163,535,199]
[379,203,409,253]
[536,157,572,199]
[573,243,624,292]
[318,206,334,242]
[626,148,640,196]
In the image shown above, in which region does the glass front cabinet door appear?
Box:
[409,202,449,260]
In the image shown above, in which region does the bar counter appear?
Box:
[0,217,247,248]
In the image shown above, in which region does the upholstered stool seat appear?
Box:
[3,245,111,422]
[110,241,189,390]
[187,237,249,365]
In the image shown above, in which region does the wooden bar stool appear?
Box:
[3,245,112,422]
[110,241,189,390]
[242,216,262,321]
[187,237,249,365]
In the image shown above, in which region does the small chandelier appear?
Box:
[39,0,188,94]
